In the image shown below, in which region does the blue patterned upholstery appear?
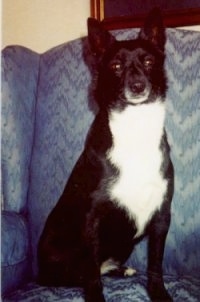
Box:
[3,275,200,302]
[2,46,39,212]
[1,212,31,295]
[2,28,200,301]
[2,46,39,294]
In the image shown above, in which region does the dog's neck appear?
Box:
[108,99,166,151]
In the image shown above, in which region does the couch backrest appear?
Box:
[2,46,40,213]
[164,29,200,277]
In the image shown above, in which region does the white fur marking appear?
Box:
[124,267,137,277]
[108,101,167,237]
[125,87,149,104]
[100,258,120,275]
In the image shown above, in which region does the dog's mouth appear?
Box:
[125,85,150,105]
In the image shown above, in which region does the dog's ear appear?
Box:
[139,8,166,52]
[87,18,115,57]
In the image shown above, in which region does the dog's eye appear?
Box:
[110,62,122,72]
[144,57,154,69]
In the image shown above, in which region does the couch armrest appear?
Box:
[2,46,40,212]
[1,211,31,296]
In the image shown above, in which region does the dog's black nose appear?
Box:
[131,82,145,94]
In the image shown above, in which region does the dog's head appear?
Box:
[88,8,167,110]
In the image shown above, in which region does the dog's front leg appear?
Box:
[83,264,105,302]
[147,211,173,302]
[83,215,105,302]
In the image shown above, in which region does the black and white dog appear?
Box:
[38,8,174,302]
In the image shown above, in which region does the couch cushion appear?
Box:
[3,275,200,301]
[2,46,40,212]
[1,211,31,295]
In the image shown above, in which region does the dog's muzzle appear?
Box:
[125,81,150,104]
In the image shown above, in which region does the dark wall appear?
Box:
[105,0,200,18]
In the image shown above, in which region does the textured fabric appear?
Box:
[164,30,200,278]
[1,46,40,212]
[2,260,31,297]
[3,275,200,301]
[2,211,29,266]
[1,211,31,295]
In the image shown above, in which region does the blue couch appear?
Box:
[2,28,200,301]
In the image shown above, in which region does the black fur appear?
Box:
[38,8,174,302]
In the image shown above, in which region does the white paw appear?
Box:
[124,267,137,277]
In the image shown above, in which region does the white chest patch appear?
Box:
[107,101,167,237]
